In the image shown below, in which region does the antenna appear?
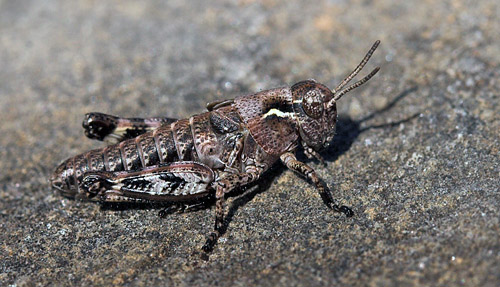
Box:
[333,67,380,102]
[330,40,380,102]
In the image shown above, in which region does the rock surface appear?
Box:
[1,0,499,286]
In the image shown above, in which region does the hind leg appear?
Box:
[83,112,177,143]
[79,162,214,202]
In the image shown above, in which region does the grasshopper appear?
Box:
[51,41,380,252]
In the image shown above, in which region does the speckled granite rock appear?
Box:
[1,0,499,286]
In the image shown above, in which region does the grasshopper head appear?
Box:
[291,80,337,150]
[292,40,381,152]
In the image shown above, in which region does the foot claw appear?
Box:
[158,209,169,218]
[340,205,354,217]
[202,233,217,253]
[332,204,354,217]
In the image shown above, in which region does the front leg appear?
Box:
[202,170,259,252]
[280,152,353,217]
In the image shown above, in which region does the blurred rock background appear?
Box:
[0,0,498,286]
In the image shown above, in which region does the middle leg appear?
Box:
[202,170,259,252]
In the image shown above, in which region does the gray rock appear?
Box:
[1,1,498,286]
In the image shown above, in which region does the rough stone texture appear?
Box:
[1,0,499,286]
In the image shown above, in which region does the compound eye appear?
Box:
[302,90,324,119]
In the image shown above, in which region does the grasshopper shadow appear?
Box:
[324,86,419,162]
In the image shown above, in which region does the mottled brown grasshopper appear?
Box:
[51,41,380,252]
